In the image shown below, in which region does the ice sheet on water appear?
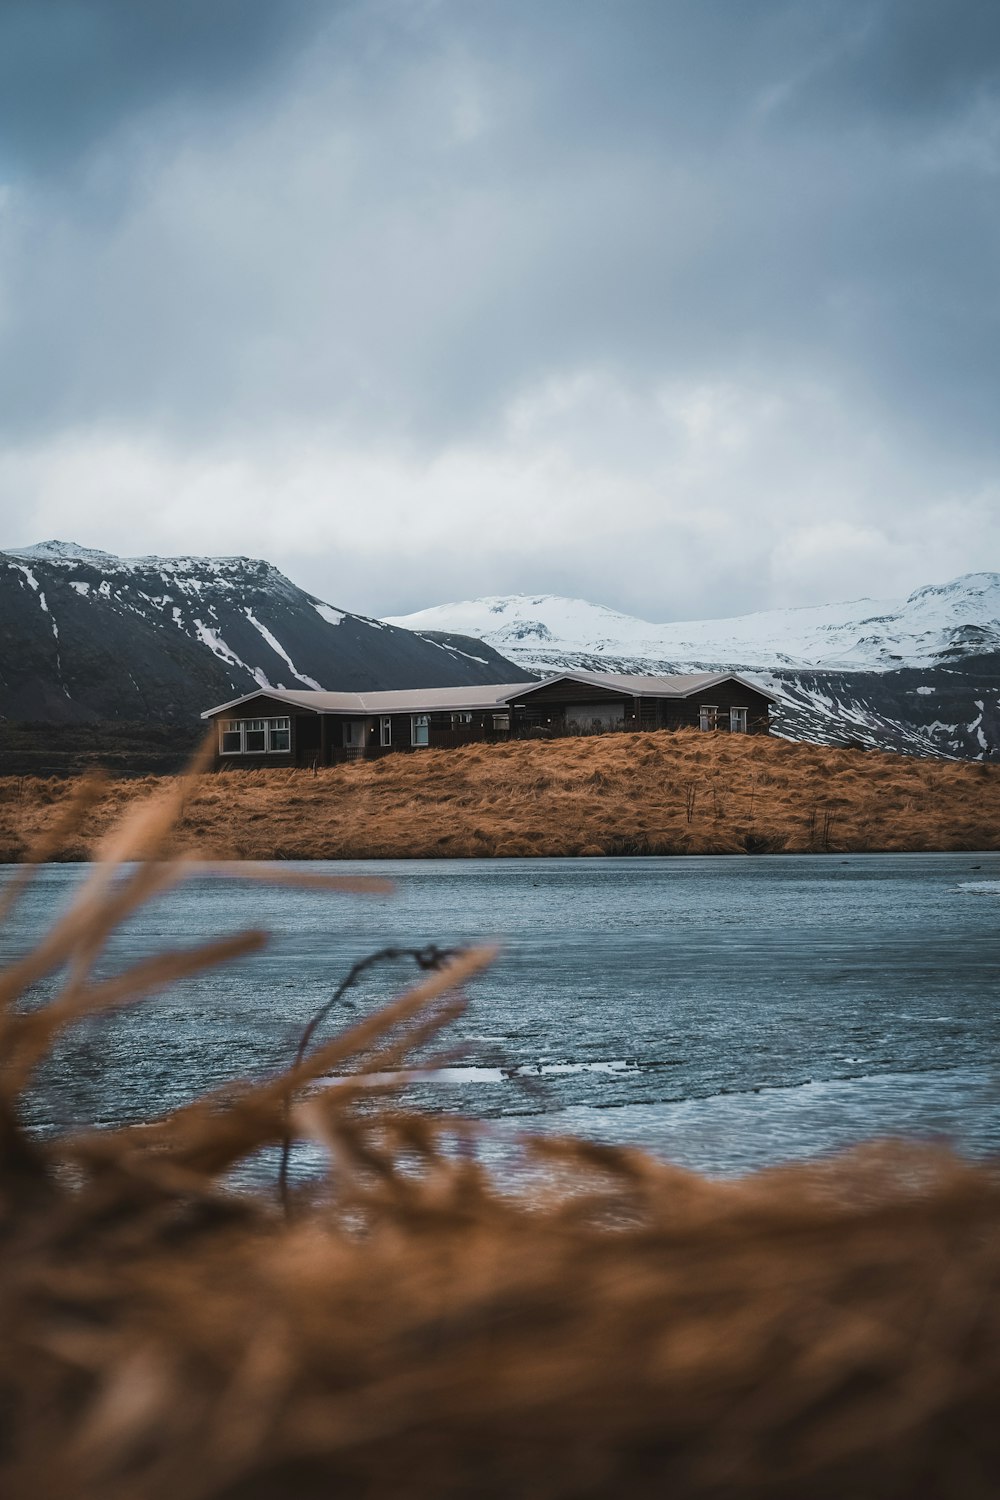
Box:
[319,1059,640,1089]
[505,1066,1000,1177]
[515,1060,639,1078]
[321,1066,505,1088]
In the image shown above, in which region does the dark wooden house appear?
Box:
[505,671,774,736]
[202,671,774,768]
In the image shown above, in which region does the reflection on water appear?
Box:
[5,852,1000,1174]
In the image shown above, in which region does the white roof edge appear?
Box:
[678,669,779,702]
[498,670,778,703]
[202,683,536,717]
[200,688,306,718]
[202,672,777,719]
[721,671,779,703]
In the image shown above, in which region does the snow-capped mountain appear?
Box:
[387,578,1000,759]
[5,542,997,761]
[387,576,1000,674]
[0,542,522,724]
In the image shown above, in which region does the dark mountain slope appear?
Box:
[0,543,524,726]
[764,659,1000,759]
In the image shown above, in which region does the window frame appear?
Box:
[242,718,267,754]
[218,715,292,756]
[729,706,748,733]
[380,715,393,747]
[220,720,242,755]
[698,704,719,732]
[411,713,430,747]
[267,716,291,752]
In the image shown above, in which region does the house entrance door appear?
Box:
[345,720,367,748]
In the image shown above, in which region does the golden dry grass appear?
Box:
[1,730,999,861]
[1,761,999,1498]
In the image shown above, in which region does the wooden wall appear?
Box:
[510,680,772,736]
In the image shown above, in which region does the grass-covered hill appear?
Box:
[2,730,999,862]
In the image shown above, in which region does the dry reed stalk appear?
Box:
[0,758,998,1500]
[0,772,109,923]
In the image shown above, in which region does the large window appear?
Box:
[219,716,290,755]
[411,713,430,747]
[730,707,748,733]
[699,705,719,732]
[243,719,266,752]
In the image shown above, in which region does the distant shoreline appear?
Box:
[2,729,998,864]
[5,851,1000,868]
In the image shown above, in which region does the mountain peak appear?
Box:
[907,572,1000,604]
[5,540,117,563]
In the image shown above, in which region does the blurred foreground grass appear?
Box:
[0,759,998,1499]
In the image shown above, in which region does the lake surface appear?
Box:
[4,853,1000,1176]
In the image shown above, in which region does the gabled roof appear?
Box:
[498,669,778,703]
[202,684,535,718]
[202,670,776,720]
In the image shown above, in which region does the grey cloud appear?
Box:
[0,0,330,174]
[0,0,998,616]
[786,0,1000,126]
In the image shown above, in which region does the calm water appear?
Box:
[4,854,1000,1175]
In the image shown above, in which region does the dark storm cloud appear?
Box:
[1,0,999,615]
[0,0,329,174]
[789,0,1000,124]
[2,0,995,436]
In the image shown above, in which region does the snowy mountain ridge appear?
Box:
[385,574,1000,675]
[3,543,997,760]
[6,540,295,592]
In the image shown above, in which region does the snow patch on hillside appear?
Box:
[244,609,322,689]
[10,563,40,592]
[312,601,345,627]
[188,615,280,691]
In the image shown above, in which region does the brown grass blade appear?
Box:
[100,945,498,1177]
[4,928,269,1093]
[0,857,197,1019]
[0,772,108,924]
[87,729,216,874]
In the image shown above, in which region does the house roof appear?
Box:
[201,684,535,718]
[202,670,776,719]
[502,670,778,703]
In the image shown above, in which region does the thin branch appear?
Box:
[278,945,460,1212]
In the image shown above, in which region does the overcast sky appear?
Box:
[0,0,998,620]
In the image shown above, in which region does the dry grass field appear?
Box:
[1,729,999,861]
